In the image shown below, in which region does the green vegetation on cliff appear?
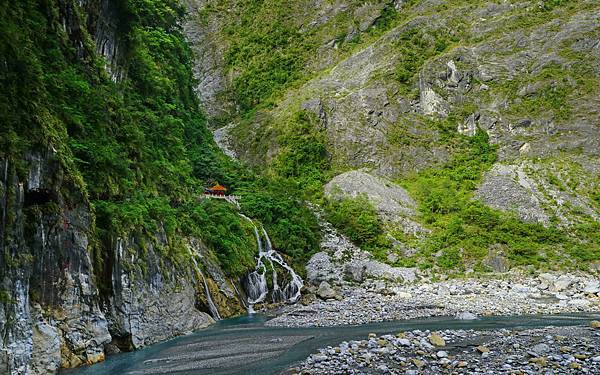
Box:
[401,128,574,270]
[1,0,320,284]
[324,194,390,254]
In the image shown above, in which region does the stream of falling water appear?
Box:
[239,215,303,312]
[191,256,221,320]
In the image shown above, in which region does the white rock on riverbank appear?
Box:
[268,273,600,328]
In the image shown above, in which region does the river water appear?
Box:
[63,313,599,375]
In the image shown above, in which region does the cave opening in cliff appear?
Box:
[24,189,56,207]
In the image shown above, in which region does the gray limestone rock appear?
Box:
[30,314,60,374]
[344,263,367,283]
[455,312,478,320]
[213,124,238,159]
[420,76,449,117]
[325,170,416,221]
[317,281,339,300]
[458,113,477,137]
[583,281,600,294]
[306,252,341,286]
[476,164,550,224]
[107,235,214,350]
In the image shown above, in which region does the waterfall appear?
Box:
[191,255,221,320]
[200,270,221,321]
[240,215,303,312]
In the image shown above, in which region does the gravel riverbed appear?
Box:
[285,325,600,374]
[268,274,600,328]
[271,272,600,374]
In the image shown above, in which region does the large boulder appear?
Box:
[316,281,340,300]
[344,262,367,283]
[324,170,427,236]
[344,259,417,283]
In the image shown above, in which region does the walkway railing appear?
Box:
[201,193,241,208]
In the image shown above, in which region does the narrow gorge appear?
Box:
[1,0,599,374]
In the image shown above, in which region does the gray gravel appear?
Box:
[287,325,600,374]
[268,274,600,328]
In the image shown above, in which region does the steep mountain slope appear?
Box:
[1,0,599,373]
[0,0,319,373]
[186,0,599,272]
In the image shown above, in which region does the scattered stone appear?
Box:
[267,274,600,329]
[553,275,574,292]
[396,291,412,299]
[291,326,600,374]
[455,311,478,320]
[529,357,548,366]
[428,333,445,347]
[532,343,550,355]
[583,281,600,294]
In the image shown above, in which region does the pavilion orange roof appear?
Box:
[209,184,227,191]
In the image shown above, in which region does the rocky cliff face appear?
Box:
[0,147,246,374]
[0,1,249,373]
[189,0,599,219]
[0,149,110,373]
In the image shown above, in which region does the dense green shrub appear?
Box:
[271,111,331,196]
[402,123,585,269]
[394,27,457,86]
[182,200,257,276]
[223,0,312,112]
[324,194,390,254]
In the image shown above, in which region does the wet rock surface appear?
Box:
[290,326,600,374]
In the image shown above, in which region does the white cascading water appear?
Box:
[240,214,303,312]
[191,255,221,320]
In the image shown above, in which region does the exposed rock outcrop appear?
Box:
[213,0,599,227]
[0,149,111,374]
[476,162,598,226]
[306,205,419,287]
[0,147,246,374]
[106,236,214,350]
[324,170,427,236]
[0,2,249,373]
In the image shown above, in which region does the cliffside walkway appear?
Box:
[201,193,241,209]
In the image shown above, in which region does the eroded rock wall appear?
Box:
[0,1,248,373]
[0,149,110,374]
